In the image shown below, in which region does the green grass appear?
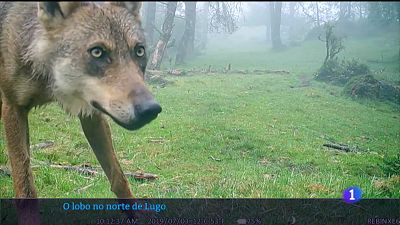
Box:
[0,28,399,198]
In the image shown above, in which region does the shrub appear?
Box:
[343,75,380,99]
[342,59,371,79]
[315,59,371,86]
[315,59,345,85]
[343,74,400,104]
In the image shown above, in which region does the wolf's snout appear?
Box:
[134,101,162,123]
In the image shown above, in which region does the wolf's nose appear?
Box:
[135,101,162,122]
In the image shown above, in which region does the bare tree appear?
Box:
[339,2,352,21]
[357,2,364,19]
[176,2,197,65]
[209,2,242,34]
[316,2,321,26]
[319,23,345,64]
[144,2,157,46]
[288,2,296,41]
[200,2,210,49]
[148,2,178,70]
[298,2,324,27]
[265,2,271,42]
[270,2,283,49]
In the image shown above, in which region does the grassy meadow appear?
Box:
[0,26,399,198]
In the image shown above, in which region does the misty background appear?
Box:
[141,2,399,70]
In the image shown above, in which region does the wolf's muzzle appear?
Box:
[134,100,162,123]
[91,100,162,131]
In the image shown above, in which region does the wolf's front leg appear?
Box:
[80,113,133,198]
[2,101,37,198]
[2,101,41,225]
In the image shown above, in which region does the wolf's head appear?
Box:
[36,2,161,130]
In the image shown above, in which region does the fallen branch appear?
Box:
[50,164,158,180]
[1,161,159,181]
[30,141,55,151]
[146,69,164,76]
[323,143,351,152]
[125,172,158,180]
[74,183,94,193]
[209,155,222,162]
[144,71,172,88]
[0,166,11,177]
[259,69,290,75]
[145,67,291,77]
[147,137,167,144]
[50,164,98,176]
[323,143,362,152]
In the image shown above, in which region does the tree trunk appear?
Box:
[324,36,330,64]
[200,2,209,49]
[288,2,296,40]
[144,2,156,46]
[323,24,332,64]
[148,2,177,70]
[339,2,350,21]
[339,2,345,20]
[316,2,320,26]
[348,2,352,20]
[270,2,283,49]
[176,2,197,65]
[265,2,271,43]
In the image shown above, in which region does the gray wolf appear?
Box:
[0,1,161,199]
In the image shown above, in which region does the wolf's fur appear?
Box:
[0,2,161,199]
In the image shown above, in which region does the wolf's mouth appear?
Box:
[90,101,150,131]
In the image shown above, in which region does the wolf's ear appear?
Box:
[38,2,81,30]
[112,2,142,18]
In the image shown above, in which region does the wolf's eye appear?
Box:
[135,46,145,57]
[90,47,104,58]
